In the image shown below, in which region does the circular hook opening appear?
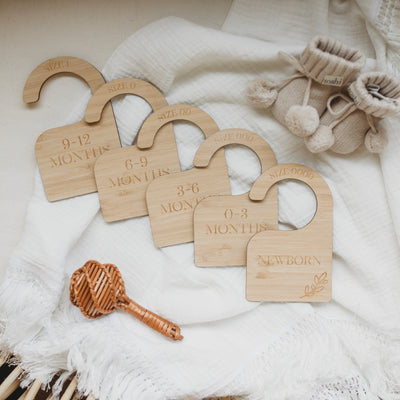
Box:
[173,121,210,171]
[224,144,262,195]
[276,179,317,230]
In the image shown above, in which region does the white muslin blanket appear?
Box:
[1,1,400,399]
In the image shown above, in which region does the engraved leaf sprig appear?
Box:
[301,272,328,298]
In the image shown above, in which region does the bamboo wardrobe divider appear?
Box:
[23,57,120,201]
[141,106,231,247]
[246,164,333,302]
[193,129,278,267]
[85,78,177,221]
[18,56,330,400]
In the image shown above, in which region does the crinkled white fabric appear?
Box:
[1,1,400,399]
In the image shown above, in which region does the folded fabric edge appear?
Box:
[2,311,399,400]
[211,312,400,400]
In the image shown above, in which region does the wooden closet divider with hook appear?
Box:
[140,105,231,247]
[84,78,177,221]
[246,164,333,302]
[23,57,120,201]
[193,129,277,267]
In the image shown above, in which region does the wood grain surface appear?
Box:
[144,106,231,247]
[193,129,278,267]
[246,164,333,302]
[87,78,176,221]
[24,57,120,201]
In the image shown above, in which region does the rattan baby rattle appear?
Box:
[70,260,183,341]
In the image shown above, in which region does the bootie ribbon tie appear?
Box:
[277,51,313,107]
[278,52,307,75]
[326,93,378,132]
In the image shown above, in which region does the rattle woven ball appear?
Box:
[70,260,183,341]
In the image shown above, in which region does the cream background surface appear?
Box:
[0,0,232,280]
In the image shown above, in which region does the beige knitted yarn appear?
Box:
[247,36,366,137]
[305,72,400,154]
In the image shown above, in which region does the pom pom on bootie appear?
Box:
[285,104,320,137]
[304,72,400,155]
[246,78,278,108]
[246,36,365,138]
[304,125,335,153]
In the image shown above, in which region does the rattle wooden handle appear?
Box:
[119,299,183,341]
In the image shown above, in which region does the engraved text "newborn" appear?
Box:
[257,255,321,266]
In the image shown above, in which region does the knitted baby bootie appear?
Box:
[247,36,366,137]
[305,72,400,154]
